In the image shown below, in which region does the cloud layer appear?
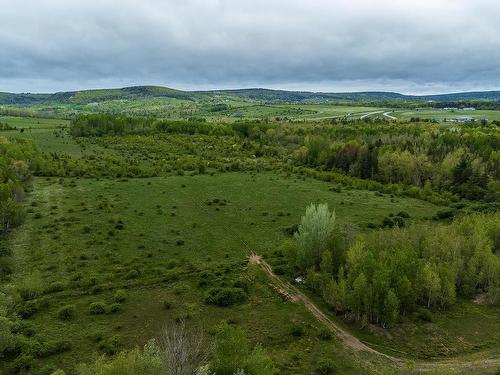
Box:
[1,0,499,93]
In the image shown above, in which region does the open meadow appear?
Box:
[0,112,499,374]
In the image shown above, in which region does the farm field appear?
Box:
[4,99,500,122]
[393,109,500,122]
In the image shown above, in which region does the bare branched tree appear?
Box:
[159,320,209,375]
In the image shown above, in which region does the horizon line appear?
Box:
[2,84,500,97]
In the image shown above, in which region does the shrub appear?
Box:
[0,317,16,356]
[314,358,337,374]
[10,354,34,373]
[39,365,58,375]
[0,257,13,276]
[91,285,103,295]
[17,301,39,318]
[98,335,121,355]
[89,302,107,315]
[273,265,287,275]
[211,322,274,375]
[283,223,299,237]
[78,343,165,374]
[109,303,122,313]
[382,216,395,228]
[433,209,456,220]
[205,287,247,307]
[392,216,406,227]
[11,320,36,337]
[17,272,44,300]
[318,328,333,341]
[233,277,250,293]
[397,211,410,218]
[289,323,305,337]
[417,308,434,322]
[39,340,72,357]
[113,289,127,303]
[0,241,11,257]
[46,281,65,293]
[57,305,75,320]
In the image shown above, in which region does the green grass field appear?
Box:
[1,114,499,374]
[4,172,443,373]
[4,101,500,122]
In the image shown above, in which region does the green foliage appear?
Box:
[289,323,305,337]
[244,345,274,375]
[0,108,498,373]
[16,271,44,300]
[89,302,107,315]
[314,358,337,375]
[0,137,38,233]
[70,113,234,137]
[113,289,127,303]
[205,287,247,307]
[78,340,165,375]
[295,203,336,269]
[109,303,122,313]
[0,317,15,357]
[308,213,500,327]
[318,328,333,341]
[57,305,75,320]
[211,322,248,375]
[211,322,273,375]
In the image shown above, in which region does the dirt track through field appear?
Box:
[249,254,500,373]
[360,111,384,119]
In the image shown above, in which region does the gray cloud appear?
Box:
[0,0,499,93]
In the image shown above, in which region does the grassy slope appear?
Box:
[2,115,499,373]
[6,173,441,373]
[3,87,500,122]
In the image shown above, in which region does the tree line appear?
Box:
[284,204,499,328]
[67,114,499,205]
[0,137,39,234]
[70,114,273,138]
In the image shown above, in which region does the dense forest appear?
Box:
[68,114,499,204]
[283,205,499,328]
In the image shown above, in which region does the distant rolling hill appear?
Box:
[1,86,499,105]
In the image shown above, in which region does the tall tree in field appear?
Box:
[382,289,399,327]
[295,203,336,270]
[417,263,441,308]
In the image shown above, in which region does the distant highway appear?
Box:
[360,111,384,119]
[383,111,397,120]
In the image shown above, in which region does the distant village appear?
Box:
[415,106,478,122]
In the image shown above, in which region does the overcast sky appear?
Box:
[1,0,499,94]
